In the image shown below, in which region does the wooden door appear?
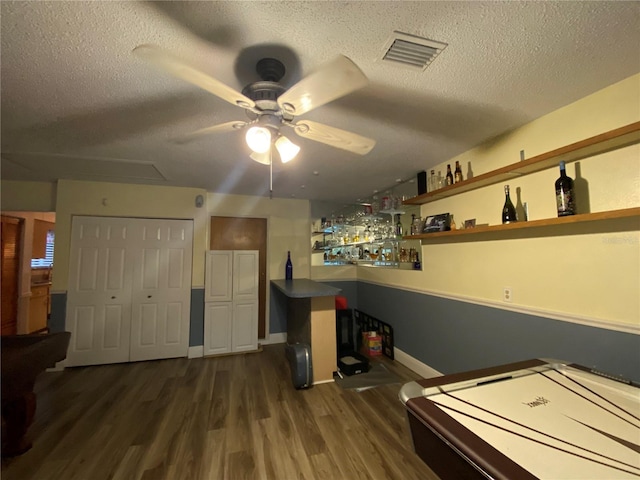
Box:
[1,216,22,336]
[129,219,193,362]
[66,217,133,366]
[210,217,267,338]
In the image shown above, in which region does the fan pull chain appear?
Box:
[269,147,273,199]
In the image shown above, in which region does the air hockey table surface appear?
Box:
[399,359,640,480]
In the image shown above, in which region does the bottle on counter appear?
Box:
[501,185,518,224]
[285,251,293,280]
[454,161,463,183]
[555,161,575,217]
[445,164,454,186]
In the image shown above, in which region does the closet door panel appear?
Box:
[130,219,192,362]
[66,217,132,366]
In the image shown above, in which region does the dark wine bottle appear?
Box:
[445,164,454,186]
[285,251,293,280]
[501,185,517,224]
[555,161,575,217]
[454,161,463,183]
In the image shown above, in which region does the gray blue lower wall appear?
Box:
[54,282,640,383]
[355,281,640,383]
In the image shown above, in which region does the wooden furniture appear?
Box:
[204,250,259,356]
[399,359,639,479]
[29,283,50,333]
[271,279,341,384]
[1,332,71,457]
[403,121,640,241]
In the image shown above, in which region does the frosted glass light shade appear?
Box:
[275,135,300,163]
[245,126,271,153]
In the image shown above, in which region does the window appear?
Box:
[31,230,54,268]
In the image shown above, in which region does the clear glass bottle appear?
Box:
[395,214,403,238]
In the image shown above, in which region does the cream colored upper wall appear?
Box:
[53,179,209,290]
[1,181,57,211]
[357,73,640,328]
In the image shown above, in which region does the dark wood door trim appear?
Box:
[210,217,267,338]
[1,216,23,336]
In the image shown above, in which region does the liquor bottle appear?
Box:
[395,214,403,238]
[501,185,517,224]
[445,164,454,186]
[285,251,293,280]
[555,161,575,217]
[454,161,463,183]
[429,169,436,192]
[413,253,421,270]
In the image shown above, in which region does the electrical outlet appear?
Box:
[503,287,513,303]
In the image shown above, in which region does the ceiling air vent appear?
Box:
[381,31,447,71]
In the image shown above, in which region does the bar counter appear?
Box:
[271,279,341,384]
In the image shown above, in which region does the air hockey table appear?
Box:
[399,359,640,480]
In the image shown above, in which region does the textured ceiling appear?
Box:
[2,1,639,203]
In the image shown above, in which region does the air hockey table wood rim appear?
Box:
[400,358,638,480]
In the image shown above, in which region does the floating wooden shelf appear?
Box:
[404,207,640,241]
[404,122,640,206]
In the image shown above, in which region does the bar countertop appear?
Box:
[271,279,341,298]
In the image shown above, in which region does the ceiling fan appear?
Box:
[132,45,376,166]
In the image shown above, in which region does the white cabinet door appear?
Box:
[204,250,258,356]
[205,251,232,302]
[233,251,258,302]
[204,302,232,356]
[130,219,193,362]
[66,217,134,366]
[66,217,193,366]
[232,299,258,352]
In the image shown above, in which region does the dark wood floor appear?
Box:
[1,344,440,480]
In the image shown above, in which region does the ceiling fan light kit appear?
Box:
[133,45,376,188]
[275,135,300,164]
[245,126,272,154]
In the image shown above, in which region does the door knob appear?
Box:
[111,296,116,299]
[147,295,152,298]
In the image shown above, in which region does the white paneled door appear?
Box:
[66,216,193,366]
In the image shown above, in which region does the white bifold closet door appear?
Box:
[66,216,193,366]
[204,250,258,356]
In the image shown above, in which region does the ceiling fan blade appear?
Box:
[133,44,255,109]
[173,121,247,144]
[250,151,271,165]
[277,55,368,116]
[292,120,376,155]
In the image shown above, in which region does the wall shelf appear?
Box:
[404,207,640,241]
[403,121,640,206]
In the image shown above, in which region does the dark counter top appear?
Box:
[271,279,341,298]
